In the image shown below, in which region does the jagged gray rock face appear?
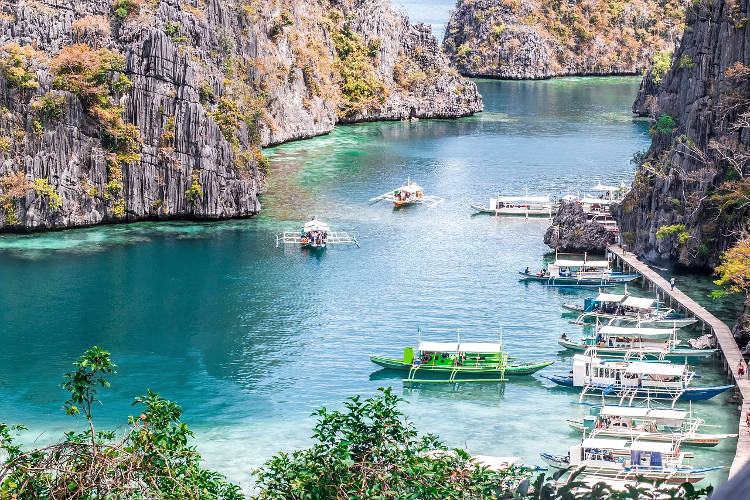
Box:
[615,0,750,268]
[733,298,750,355]
[543,201,611,253]
[632,69,660,117]
[443,0,683,79]
[0,0,482,232]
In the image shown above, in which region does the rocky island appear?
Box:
[443,0,685,79]
[0,0,481,231]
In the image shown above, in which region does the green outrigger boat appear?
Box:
[370,341,554,383]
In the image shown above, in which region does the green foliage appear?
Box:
[630,149,647,166]
[329,15,388,117]
[649,50,672,85]
[652,114,676,135]
[0,43,39,94]
[678,54,695,69]
[186,170,202,204]
[112,0,141,19]
[621,231,635,245]
[713,238,750,297]
[164,21,179,37]
[199,81,214,103]
[32,178,62,211]
[31,92,67,122]
[0,136,9,155]
[257,155,270,175]
[655,224,689,244]
[0,347,242,498]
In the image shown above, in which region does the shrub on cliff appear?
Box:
[0,347,242,498]
[713,238,750,298]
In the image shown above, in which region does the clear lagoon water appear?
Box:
[0,77,743,491]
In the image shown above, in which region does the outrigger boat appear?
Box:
[275,218,359,248]
[520,253,639,286]
[567,405,737,447]
[540,437,720,484]
[370,331,553,383]
[558,325,716,363]
[369,179,444,208]
[471,190,555,217]
[542,354,733,407]
[562,293,698,328]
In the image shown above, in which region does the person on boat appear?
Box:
[524,266,530,274]
[540,268,547,276]
[561,333,568,341]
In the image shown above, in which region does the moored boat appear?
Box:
[557,325,716,363]
[540,437,719,484]
[520,253,639,286]
[567,405,737,447]
[542,354,733,406]
[562,293,698,328]
[370,340,553,383]
[471,191,555,217]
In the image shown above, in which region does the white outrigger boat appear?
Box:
[369,179,444,208]
[541,437,720,484]
[558,325,716,364]
[562,293,698,328]
[275,218,359,249]
[471,191,555,217]
[567,405,737,447]
[542,354,733,407]
[520,253,639,287]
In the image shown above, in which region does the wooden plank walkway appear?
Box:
[607,245,750,477]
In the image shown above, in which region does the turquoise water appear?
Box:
[0,78,741,490]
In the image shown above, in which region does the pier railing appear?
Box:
[607,245,750,477]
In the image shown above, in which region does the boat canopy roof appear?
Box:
[496,195,550,203]
[629,441,675,454]
[418,342,459,352]
[418,342,504,353]
[594,293,626,303]
[580,197,614,205]
[581,437,630,450]
[398,182,422,194]
[622,297,657,309]
[553,259,610,268]
[624,362,686,376]
[591,183,622,192]
[598,325,674,338]
[598,406,688,420]
[303,219,330,232]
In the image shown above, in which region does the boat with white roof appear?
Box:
[369,179,444,208]
[520,253,639,286]
[562,293,698,328]
[558,325,716,363]
[275,218,359,249]
[542,354,733,406]
[540,437,720,484]
[471,190,555,217]
[567,405,737,447]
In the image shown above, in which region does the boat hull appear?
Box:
[557,339,716,363]
[519,272,639,285]
[565,421,730,447]
[370,355,553,377]
[470,204,555,217]
[542,375,733,401]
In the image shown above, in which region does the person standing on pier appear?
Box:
[670,277,675,291]
[738,359,746,380]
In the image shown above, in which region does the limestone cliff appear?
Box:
[0,0,481,231]
[614,0,750,269]
[443,0,685,79]
[544,201,613,253]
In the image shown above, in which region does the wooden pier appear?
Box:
[607,245,750,477]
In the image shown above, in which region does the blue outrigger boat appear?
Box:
[542,354,732,407]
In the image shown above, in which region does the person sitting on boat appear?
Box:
[561,333,568,341]
[524,266,530,274]
[540,268,547,276]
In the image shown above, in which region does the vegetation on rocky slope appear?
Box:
[444,0,687,79]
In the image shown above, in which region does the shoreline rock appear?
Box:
[543,201,612,253]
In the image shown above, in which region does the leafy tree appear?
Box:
[713,237,750,298]
[0,347,242,498]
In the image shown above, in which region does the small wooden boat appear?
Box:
[542,354,733,406]
[369,179,444,208]
[557,325,716,363]
[370,339,553,383]
[562,293,698,328]
[275,218,359,249]
[520,253,639,286]
[540,437,720,484]
[471,191,555,217]
[567,405,737,447]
